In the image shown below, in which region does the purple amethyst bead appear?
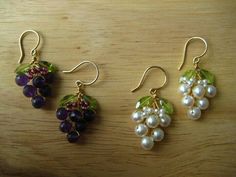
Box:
[31,95,45,108]
[69,110,83,122]
[32,76,46,88]
[67,131,79,143]
[23,85,37,97]
[15,74,29,86]
[60,121,72,133]
[83,109,96,122]
[56,107,68,120]
[75,118,87,132]
[44,72,54,84]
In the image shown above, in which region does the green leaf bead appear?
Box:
[159,98,174,115]
[15,63,31,74]
[39,61,57,73]
[182,69,197,80]
[59,94,78,107]
[136,96,154,109]
[83,95,98,110]
[199,69,215,84]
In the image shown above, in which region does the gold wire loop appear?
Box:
[131,66,168,95]
[62,60,99,88]
[178,37,208,70]
[18,29,41,64]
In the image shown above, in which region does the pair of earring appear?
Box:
[15,30,99,142]
[130,37,217,150]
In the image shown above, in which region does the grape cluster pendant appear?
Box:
[56,89,98,142]
[179,68,216,120]
[15,60,57,108]
[131,95,174,150]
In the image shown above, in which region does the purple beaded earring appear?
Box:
[56,61,99,143]
[15,30,57,108]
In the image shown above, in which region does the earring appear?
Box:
[178,37,217,120]
[130,66,174,150]
[15,30,57,108]
[56,61,99,143]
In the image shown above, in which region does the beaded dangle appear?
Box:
[56,61,99,143]
[178,37,217,120]
[130,66,174,150]
[15,30,57,108]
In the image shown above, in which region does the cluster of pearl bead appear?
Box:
[179,76,216,120]
[131,106,171,150]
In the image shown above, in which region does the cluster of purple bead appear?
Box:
[15,66,54,108]
[56,98,96,143]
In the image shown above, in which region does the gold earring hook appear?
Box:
[18,29,40,64]
[131,66,167,95]
[63,60,99,87]
[178,37,208,70]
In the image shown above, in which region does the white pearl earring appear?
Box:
[178,37,217,120]
[130,66,174,150]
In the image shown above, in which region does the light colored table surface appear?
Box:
[0,1,235,177]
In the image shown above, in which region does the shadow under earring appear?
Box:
[15,30,57,108]
[56,61,99,143]
[130,66,174,150]
[178,37,217,120]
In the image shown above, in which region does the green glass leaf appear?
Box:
[199,69,215,84]
[83,95,98,110]
[15,63,31,74]
[59,94,78,107]
[39,61,57,73]
[182,69,197,80]
[136,96,153,109]
[159,98,174,115]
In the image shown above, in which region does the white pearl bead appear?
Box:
[159,114,171,127]
[159,112,165,118]
[190,78,196,84]
[135,124,148,137]
[182,95,194,107]
[141,136,154,150]
[143,107,154,115]
[131,110,144,123]
[197,80,203,85]
[205,85,217,98]
[197,97,209,110]
[179,84,190,95]
[146,115,159,128]
[187,78,195,87]
[192,85,205,98]
[202,79,208,85]
[203,83,208,88]
[151,128,164,141]
[154,108,159,114]
[187,107,201,120]
[159,108,165,114]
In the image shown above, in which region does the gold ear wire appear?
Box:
[178,37,208,70]
[18,29,41,64]
[131,66,167,95]
[63,60,99,88]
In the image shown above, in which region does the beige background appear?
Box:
[0,0,236,177]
